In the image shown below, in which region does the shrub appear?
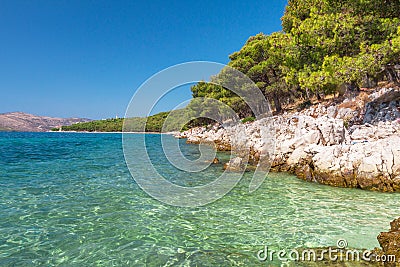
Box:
[242,116,256,123]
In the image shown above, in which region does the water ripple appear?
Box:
[0,132,398,266]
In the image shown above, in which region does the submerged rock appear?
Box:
[223,157,245,172]
[377,217,400,266]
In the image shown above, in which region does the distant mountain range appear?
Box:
[0,112,92,132]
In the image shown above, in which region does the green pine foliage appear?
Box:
[54,110,191,133]
[189,0,400,115]
[52,118,124,132]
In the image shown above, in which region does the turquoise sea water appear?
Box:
[0,132,399,266]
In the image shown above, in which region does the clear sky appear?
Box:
[0,0,288,119]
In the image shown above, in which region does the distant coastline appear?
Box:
[47,130,177,134]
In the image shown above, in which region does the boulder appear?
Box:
[377,217,400,265]
[307,136,400,192]
[364,88,400,124]
[223,157,245,172]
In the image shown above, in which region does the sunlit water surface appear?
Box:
[0,132,398,266]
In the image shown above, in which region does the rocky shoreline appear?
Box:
[175,86,400,193]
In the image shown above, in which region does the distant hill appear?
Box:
[0,112,91,132]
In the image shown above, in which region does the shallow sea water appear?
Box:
[0,132,398,266]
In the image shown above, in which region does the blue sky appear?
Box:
[0,0,287,119]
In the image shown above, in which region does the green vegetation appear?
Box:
[54,110,191,132]
[242,116,255,123]
[190,0,400,115]
[52,118,124,132]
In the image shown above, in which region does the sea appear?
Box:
[0,132,398,266]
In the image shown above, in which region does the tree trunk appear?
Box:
[306,87,310,99]
[340,82,359,98]
[362,73,378,88]
[272,92,282,113]
[316,91,322,101]
[386,65,400,84]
